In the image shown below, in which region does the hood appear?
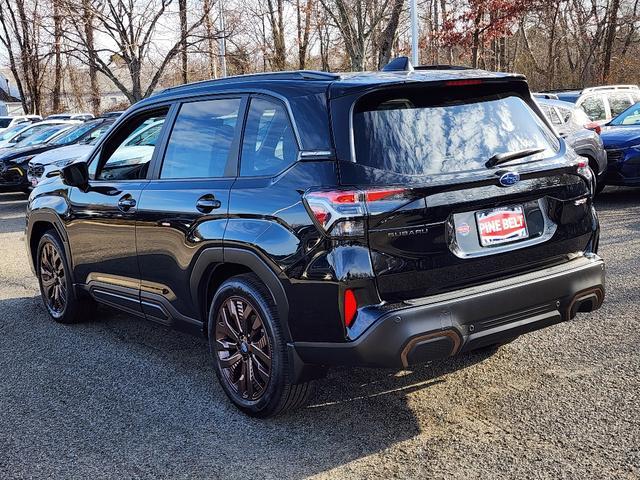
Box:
[30,144,94,166]
[0,144,53,163]
[600,125,640,149]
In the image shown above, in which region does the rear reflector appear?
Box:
[344,289,357,328]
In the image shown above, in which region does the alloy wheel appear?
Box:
[215,296,272,401]
[40,242,67,317]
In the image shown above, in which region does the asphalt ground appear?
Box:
[0,188,638,479]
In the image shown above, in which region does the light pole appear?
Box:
[410,0,419,66]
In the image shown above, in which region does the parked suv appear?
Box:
[550,85,640,124]
[536,98,607,191]
[26,63,605,417]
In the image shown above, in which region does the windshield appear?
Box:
[353,92,559,176]
[0,124,26,141]
[0,118,12,128]
[49,121,100,145]
[5,124,52,144]
[15,125,70,147]
[609,102,640,126]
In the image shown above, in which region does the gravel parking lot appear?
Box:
[0,189,638,479]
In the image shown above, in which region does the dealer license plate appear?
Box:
[476,206,528,247]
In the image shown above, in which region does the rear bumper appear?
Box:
[294,254,605,368]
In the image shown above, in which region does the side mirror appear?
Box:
[60,161,90,191]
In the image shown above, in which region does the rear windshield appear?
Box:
[353,91,558,176]
[0,118,11,128]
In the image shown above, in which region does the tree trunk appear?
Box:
[471,9,483,69]
[377,0,404,69]
[203,0,216,78]
[179,0,188,83]
[52,0,62,112]
[266,0,286,70]
[296,0,313,69]
[82,0,100,113]
[602,0,621,83]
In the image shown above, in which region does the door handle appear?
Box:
[196,194,222,213]
[118,195,136,212]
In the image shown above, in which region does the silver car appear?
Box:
[537,98,607,192]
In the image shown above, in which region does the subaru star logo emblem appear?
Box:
[499,171,520,187]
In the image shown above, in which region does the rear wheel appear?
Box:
[36,231,96,323]
[209,273,313,417]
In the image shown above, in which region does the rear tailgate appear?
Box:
[331,79,597,302]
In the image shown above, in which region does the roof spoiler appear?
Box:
[382,56,414,72]
[382,56,473,72]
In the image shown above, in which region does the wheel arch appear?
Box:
[27,210,70,275]
[191,247,292,342]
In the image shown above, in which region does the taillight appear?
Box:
[343,289,357,328]
[585,122,601,135]
[303,187,408,237]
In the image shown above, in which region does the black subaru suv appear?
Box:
[26,61,605,417]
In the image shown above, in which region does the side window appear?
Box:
[160,98,241,179]
[95,111,168,181]
[608,92,633,118]
[240,97,298,177]
[580,95,606,121]
[541,105,561,125]
[558,108,572,123]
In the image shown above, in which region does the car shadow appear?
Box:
[0,192,28,234]
[0,294,497,478]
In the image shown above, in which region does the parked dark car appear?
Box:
[0,119,112,193]
[537,98,607,191]
[26,62,605,417]
[27,118,115,188]
[600,101,640,187]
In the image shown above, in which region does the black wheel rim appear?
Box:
[40,243,67,317]
[215,296,272,401]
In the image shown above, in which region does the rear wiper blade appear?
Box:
[485,147,545,168]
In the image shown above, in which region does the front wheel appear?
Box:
[36,231,96,323]
[208,273,313,417]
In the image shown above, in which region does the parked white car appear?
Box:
[0,115,42,133]
[0,120,80,149]
[550,85,640,125]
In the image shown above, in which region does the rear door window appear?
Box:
[161,98,241,179]
[353,93,558,176]
[608,92,633,118]
[240,97,298,177]
[541,105,562,125]
[580,95,606,121]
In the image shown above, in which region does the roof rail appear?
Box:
[581,84,639,94]
[382,56,414,72]
[160,70,341,94]
[414,64,472,71]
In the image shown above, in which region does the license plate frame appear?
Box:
[475,205,529,247]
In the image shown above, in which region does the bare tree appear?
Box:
[377,0,404,69]
[318,0,390,70]
[296,0,314,69]
[265,0,286,69]
[52,0,62,111]
[0,0,48,113]
[63,0,218,103]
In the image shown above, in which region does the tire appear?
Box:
[595,176,606,195]
[208,273,313,417]
[36,230,96,324]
